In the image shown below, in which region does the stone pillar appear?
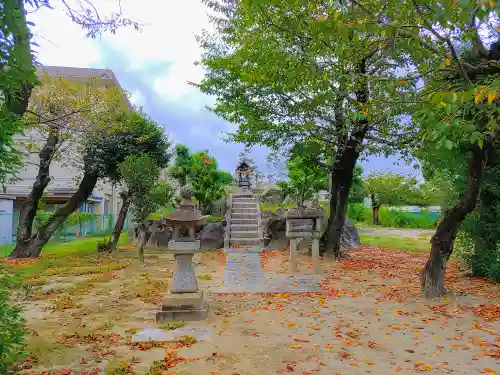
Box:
[289,238,298,273]
[311,239,320,274]
[312,216,322,274]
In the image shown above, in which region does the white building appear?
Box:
[0,66,132,231]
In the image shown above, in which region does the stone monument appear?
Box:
[156,185,208,322]
[285,208,323,274]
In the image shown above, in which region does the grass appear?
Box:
[360,233,430,253]
[160,321,185,330]
[1,235,131,279]
[25,333,71,368]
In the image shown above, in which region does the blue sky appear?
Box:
[28,0,418,178]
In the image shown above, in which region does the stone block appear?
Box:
[168,240,200,251]
[161,291,204,311]
[156,307,208,322]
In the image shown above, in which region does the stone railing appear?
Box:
[224,194,232,249]
[255,193,264,247]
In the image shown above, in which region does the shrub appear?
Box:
[0,266,26,373]
[378,208,436,229]
[347,203,369,223]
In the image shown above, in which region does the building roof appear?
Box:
[36,65,132,108]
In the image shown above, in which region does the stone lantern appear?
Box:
[156,185,208,322]
[285,208,323,274]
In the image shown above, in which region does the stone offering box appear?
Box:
[285,208,323,274]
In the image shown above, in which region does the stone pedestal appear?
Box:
[168,241,200,293]
[156,241,209,322]
[157,291,208,322]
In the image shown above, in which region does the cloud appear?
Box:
[26,0,418,178]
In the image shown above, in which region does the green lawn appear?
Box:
[0,235,131,280]
[359,233,430,253]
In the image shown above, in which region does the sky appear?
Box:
[27,0,418,178]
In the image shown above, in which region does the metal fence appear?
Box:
[0,213,129,245]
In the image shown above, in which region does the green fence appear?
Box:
[0,213,129,245]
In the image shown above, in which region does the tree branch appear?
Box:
[411,0,471,83]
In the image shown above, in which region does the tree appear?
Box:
[0,1,137,185]
[11,75,126,257]
[366,0,500,296]
[119,154,166,263]
[278,154,328,208]
[106,112,171,250]
[189,151,233,214]
[349,165,365,204]
[170,144,192,187]
[365,171,419,225]
[197,0,414,257]
[10,109,170,258]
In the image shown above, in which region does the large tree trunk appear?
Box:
[10,131,59,258]
[321,58,369,258]
[321,153,359,258]
[11,173,99,258]
[421,146,487,298]
[106,192,131,250]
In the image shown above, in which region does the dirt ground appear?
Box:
[14,244,500,375]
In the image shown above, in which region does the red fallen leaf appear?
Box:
[294,338,311,343]
[131,356,141,363]
[367,341,378,349]
[79,358,88,364]
[285,363,296,372]
[405,349,415,353]
[340,352,351,360]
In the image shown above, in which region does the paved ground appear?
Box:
[358,227,435,239]
[15,244,500,375]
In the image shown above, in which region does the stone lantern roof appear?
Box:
[164,185,204,225]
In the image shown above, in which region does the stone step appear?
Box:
[232,208,257,215]
[232,202,257,208]
[231,218,258,225]
[231,213,257,220]
[231,224,258,231]
[230,230,259,238]
[230,238,261,246]
[232,194,256,199]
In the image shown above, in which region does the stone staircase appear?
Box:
[227,193,262,248]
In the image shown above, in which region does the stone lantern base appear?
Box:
[156,291,208,322]
[156,242,209,322]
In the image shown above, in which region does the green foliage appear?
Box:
[453,149,500,281]
[170,144,193,186]
[347,203,369,223]
[365,171,420,207]
[347,203,437,229]
[0,0,35,186]
[277,153,328,207]
[349,165,365,204]
[0,266,26,373]
[189,151,233,214]
[378,208,436,229]
[119,154,161,226]
[84,109,171,182]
